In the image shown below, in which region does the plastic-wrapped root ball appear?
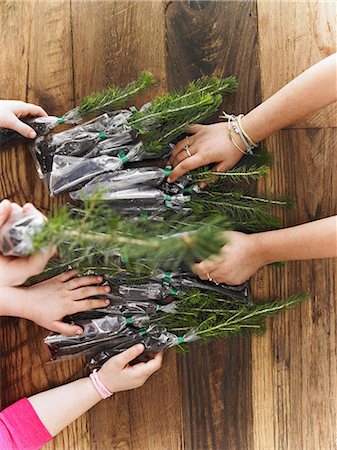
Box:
[0,209,46,257]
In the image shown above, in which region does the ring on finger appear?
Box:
[184,145,192,157]
[207,272,213,282]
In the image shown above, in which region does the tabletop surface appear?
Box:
[0,1,336,449]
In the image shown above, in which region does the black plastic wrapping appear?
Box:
[0,209,46,257]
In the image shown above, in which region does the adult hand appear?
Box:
[168,123,244,184]
[193,231,266,285]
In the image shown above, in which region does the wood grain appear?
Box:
[1,1,337,449]
[252,128,337,450]
[71,2,182,449]
[166,1,261,448]
[258,0,337,128]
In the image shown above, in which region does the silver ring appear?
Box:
[207,273,213,282]
[184,145,192,157]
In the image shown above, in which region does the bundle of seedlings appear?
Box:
[0,71,155,150]
[43,289,307,364]
[26,75,237,194]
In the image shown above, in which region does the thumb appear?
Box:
[114,344,145,367]
[7,115,36,139]
[51,321,83,336]
[0,199,12,229]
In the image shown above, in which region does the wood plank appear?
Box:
[71,1,182,449]
[258,0,337,128]
[0,1,90,448]
[166,1,261,448]
[252,128,337,450]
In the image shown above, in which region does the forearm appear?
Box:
[257,216,337,264]
[28,377,102,437]
[242,53,337,142]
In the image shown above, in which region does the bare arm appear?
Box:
[29,345,162,437]
[193,216,337,285]
[169,53,337,181]
[242,53,337,143]
[257,216,337,264]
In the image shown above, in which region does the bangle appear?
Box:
[236,114,258,148]
[220,111,258,155]
[227,120,247,155]
[89,369,114,399]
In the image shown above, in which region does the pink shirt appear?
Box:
[0,398,52,449]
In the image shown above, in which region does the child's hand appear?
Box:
[12,269,112,335]
[0,100,47,138]
[0,199,54,286]
[98,344,163,393]
[193,231,266,285]
[168,123,244,183]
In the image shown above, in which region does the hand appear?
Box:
[0,99,47,138]
[2,269,112,334]
[0,199,55,286]
[98,344,163,393]
[193,231,266,285]
[167,123,244,184]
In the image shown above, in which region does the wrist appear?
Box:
[241,110,270,144]
[82,376,104,403]
[0,287,27,317]
[252,232,275,266]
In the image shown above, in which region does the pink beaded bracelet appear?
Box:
[89,369,114,399]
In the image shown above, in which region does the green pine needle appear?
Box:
[158,291,308,340]
[191,165,270,184]
[78,71,156,116]
[32,198,228,276]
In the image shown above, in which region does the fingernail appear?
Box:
[167,177,172,183]
[0,199,10,212]
[104,286,111,293]
[75,329,82,335]
[29,131,37,139]
[97,276,103,282]
[105,300,110,305]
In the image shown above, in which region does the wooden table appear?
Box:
[0,1,336,449]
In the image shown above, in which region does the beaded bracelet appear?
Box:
[90,369,114,399]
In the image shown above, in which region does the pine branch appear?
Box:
[158,292,308,340]
[191,165,270,184]
[142,97,222,153]
[129,76,237,133]
[33,199,228,276]
[77,71,156,116]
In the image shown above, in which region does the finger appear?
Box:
[167,154,204,183]
[0,199,12,229]
[66,275,103,290]
[16,248,54,278]
[72,285,111,300]
[131,352,163,378]
[22,203,41,214]
[70,298,110,313]
[6,115,37,139]
[51,321,83,336]
[56,269,79,282]
[168,136,194,163]
[193,259,219,278]
[114,344,145,368]
[22,103,48,118]
[171,144,197,167]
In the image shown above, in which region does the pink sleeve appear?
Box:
[0,398,52,450]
